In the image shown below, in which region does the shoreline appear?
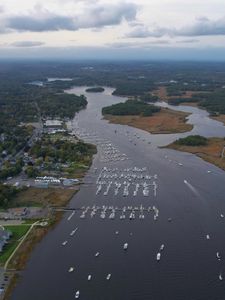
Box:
[103,108,193,134]
[164,137,225,171]
[1,154,96,300]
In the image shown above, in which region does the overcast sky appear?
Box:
[0,0,225,60]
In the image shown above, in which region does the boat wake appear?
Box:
[184,180,200,197]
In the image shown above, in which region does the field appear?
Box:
[153,86,200,103]
[166,138,225,171]
[11,188,77,208]
[104,108,193,134]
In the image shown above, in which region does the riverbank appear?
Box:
[104,108,193,134]
[1,143,96,300]
[165,137,225,171]
[2,212,63,300]
[212,115,225,126]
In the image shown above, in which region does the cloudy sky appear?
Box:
[0,0,225,60]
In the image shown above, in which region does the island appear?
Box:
[85,87,105,93]
[102,100,193,134]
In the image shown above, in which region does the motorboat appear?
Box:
[123,243,128,250]
[216,252,221,260]
[88,275,92,281]
[106,274,111,280]
[100,212,106,219]
[68,267,74,273]
[120,214,125,220]
[75,291,80,298]
[206,234,210,239]
[160,244,165,251]
[62,241,68,246]
[70,228,78,236]
[219,272,223,281]
[157,253,161,261]
[95,252,100,257]
[221,214,224,218]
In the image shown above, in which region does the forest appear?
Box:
[102,100,161,116]
[175,135,208,146]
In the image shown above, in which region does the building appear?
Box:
[35,180,49,188]
[63,179,79,186]
[0,228,12,252]
[44,120,63,128]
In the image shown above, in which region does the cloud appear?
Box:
[125,16,225,38]
[7,15,76,32]
[125,25,167,38]
[176,39,199,44]
[10,41,45,47]
[176,16,225,36]
[3,1,138,33]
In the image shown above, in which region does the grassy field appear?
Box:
[166,137,225,171]
[0,225,30,264]
[104,108,193,134]
[153,86,203,105]
[212,115,225,126]
[11,188,77,208]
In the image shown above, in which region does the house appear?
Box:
[63,179,79,186]
[0,228,12,252]
[9,207,28,218]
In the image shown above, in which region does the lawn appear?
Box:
[0,225,31,264]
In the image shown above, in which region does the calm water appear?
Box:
[11,87,225,300]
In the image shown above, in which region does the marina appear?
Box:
[10,87,225,300]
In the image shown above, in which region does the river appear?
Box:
[11,87,225,300]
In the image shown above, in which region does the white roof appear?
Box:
[45,120,62,127]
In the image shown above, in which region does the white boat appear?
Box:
[115,231,119,235]
[75,291,80,298]
[123,243,128,250]
[160,244,165,251]
[70,228,78,236]
[216,252,221,260]
[88,275,92,281]
[184,180,188,184]
[206,234,210,239]
[221,214,224,218]
[68,267,74,273]
[106,273,111,280]
[157,253,161,261]
[62,240,68,246]
[100,213,106,219]
[219,272,223,281]
[95,252,100,257]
